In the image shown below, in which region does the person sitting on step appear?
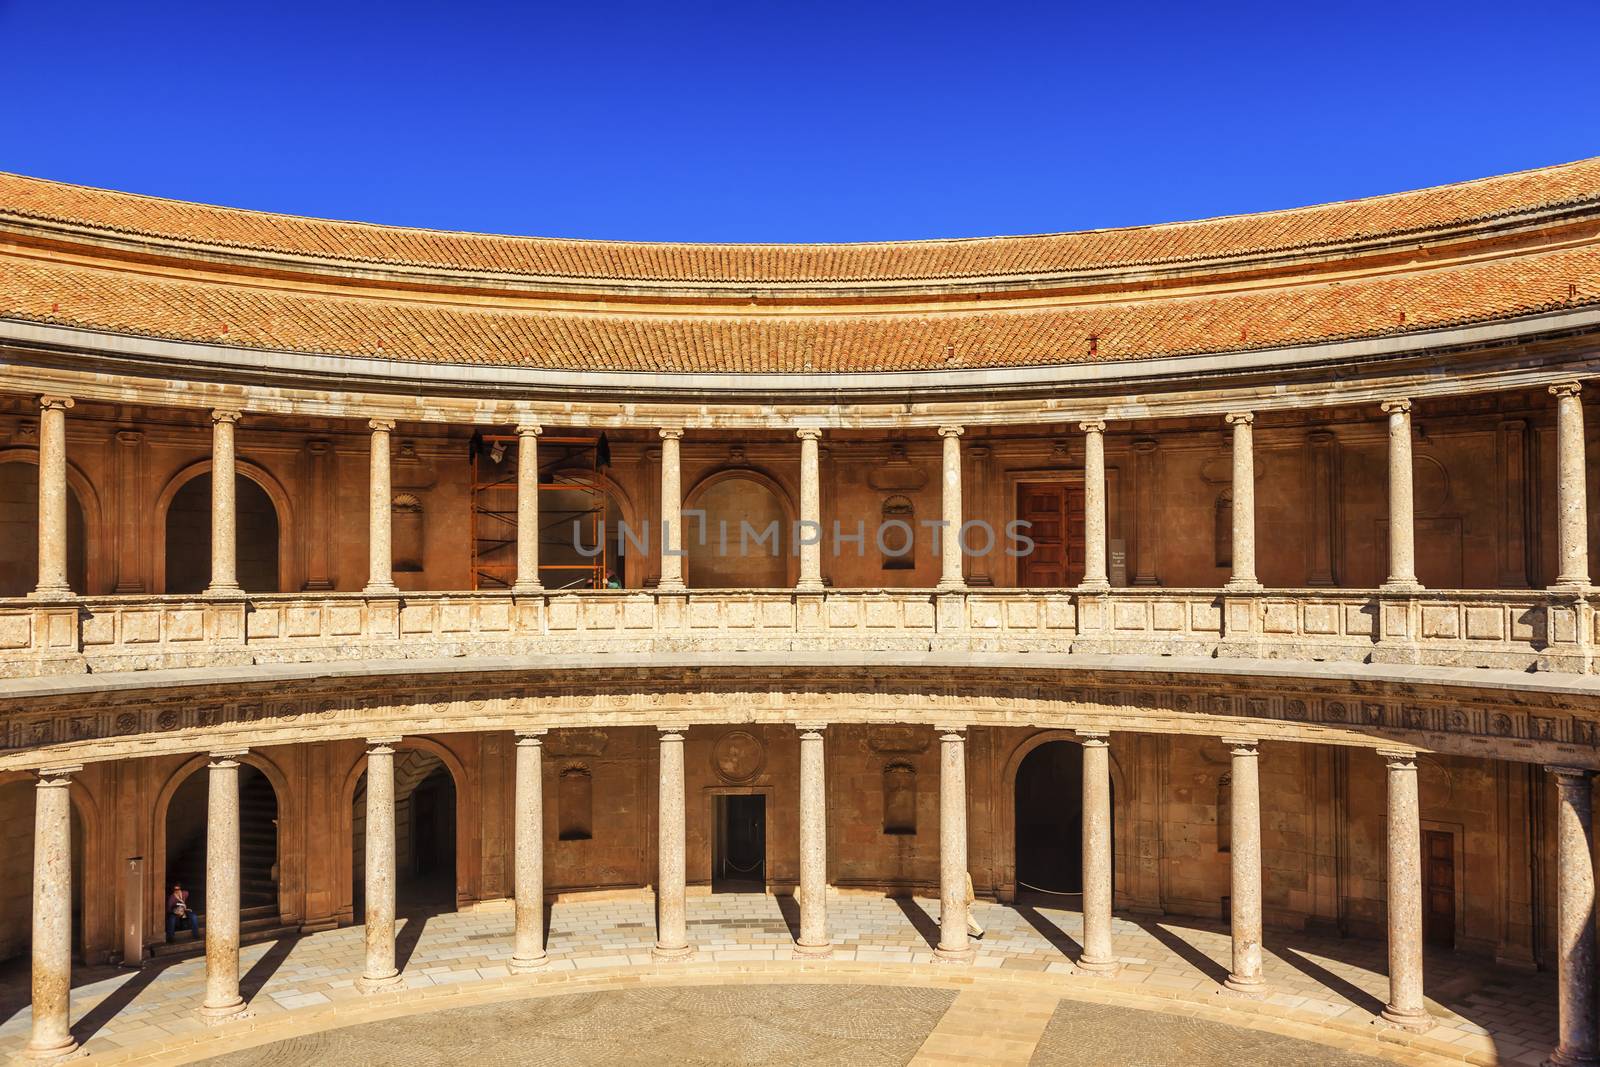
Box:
[166,882,199,942]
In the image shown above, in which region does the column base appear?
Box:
[1223,579,1263,594]
[1219,974,1268,998]
[362,583,400,596]
[356,971,403,994]
[1073,956,1120,977]
[1379,579,1423,594]
[25,586,73,602]
[651,943,695,962]
[1378,1005,1432,1032]
[20,1037,79,1061]
[794,580,826,594]
[1544,1047,1600,1067]
[202,584,244,598]
[934,581,967,593]
[1075,579,1111,594]
[510,583,545,596]
[932,943,975,963]
[509,953,548,973]
[792,942,833,959]
[198,998,250,1023]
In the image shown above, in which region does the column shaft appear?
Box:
[797,429,824,591]
[1223,740,1265,994]
[1079,421,1110,591]
[937,427,965,590]
[654,729,691,958]
[1380,751,1429,1029]
[935,727,973,960]
[795,726,830,955]
[359,739,402,991]
[207,411,242,595]
[1548,766,1598,1065]
[658,430,686,591]
[31,396,73,599]
[201,754,246,1018]
[511,732,547,970]
[1552,384,1591,588]
[1077,732,1117,972]
[1382,401,1421,591]
[25,768,77,1059]
[364,420,398,594]
[1225,413,1261,591]
[514,425,544,592]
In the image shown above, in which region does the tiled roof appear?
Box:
[2,243,1595,372]
[2,158,1600,285]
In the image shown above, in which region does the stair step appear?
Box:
[145,922,296,960]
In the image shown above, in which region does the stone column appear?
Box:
[31,395,74,600]
[796,429,825,592]
[658,429,686,592]
[1224,413,1262,592]
[1077,731,1118,973]
[1381,400,1421,592]
[363,420,398,595]
[206,410,243,596]
[25,766,77,1060]
[359,737,402,991]
[1547,766,1597,1064]
[653,728,692,958]
[1079,421,1110,591]
[1551,383,1590,589]
[795,725,830,956]
[1379,750,1429,1029]
[513,423,544,593]
[937,427,965,591]
[1223,738,1266,994]
[935,726,974,961]
[511,731,547,971]
[200,751,247,1019]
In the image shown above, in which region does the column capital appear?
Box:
[37,395,73,412]
[208,747,248,765]
[1377,748,1419,768]
[367,418,396,433]
[934,724,968,740]
[365,736,401,754]
[515,422,543,438]
[210,409,243,425]
[937,425,964,439]
[1224,411,1255,426]
[795,723,828,739]
[795,427,824,441]
[34,765,79,786]
[658,727,687,742]
[1546,764,1597,784]
[515,730,547,745]
[1075,730,1110,747]
[1078,419,1106,434]
[658,427,684,441]
[1380,398,1412,416]
[1222,737,1260,755]
[1550,381,1584,399]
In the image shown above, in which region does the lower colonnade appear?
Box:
[9,718,1600,1066]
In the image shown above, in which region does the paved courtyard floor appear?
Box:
[0,892,1559,1065]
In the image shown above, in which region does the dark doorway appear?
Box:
[713,794,766,891]
[165,473,280,594]
[162,765,280,944]
[1015,741,1090,896]
[1423,829,1456,949]
[407,767,457,907]
[1016,483,1085,587]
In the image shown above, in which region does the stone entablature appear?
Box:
[3,652,1598,772]
[2,587,1596,679]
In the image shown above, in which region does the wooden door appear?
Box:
[1017,483,1085,587]
[1423,830,1455,949]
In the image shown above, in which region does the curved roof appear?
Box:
[1,158,1598,374]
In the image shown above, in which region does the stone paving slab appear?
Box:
[0,893,1558,1065]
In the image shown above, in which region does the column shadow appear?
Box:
[1275,944,1386,1016]
[775,894,802,942]
[892,896,941,950]
[394,910,433,974]
[1013,902,1084,961]
[541,900,555,952]
[239,935,300,1004]
[70,964,165,1045]
[1133,918,1229,985]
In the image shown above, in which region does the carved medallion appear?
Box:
[712,730,765,783]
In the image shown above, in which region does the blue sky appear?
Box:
[2,1,1597,243]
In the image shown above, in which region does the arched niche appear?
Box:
[0,450,98,597]
[683,468,796,589]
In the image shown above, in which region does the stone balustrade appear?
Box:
[0,586,1592,679]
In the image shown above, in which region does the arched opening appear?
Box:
[163,473,280,594]
[352,750,457,914]
[0,461,87,597]
[161,765,280,945]
[687,474,789,588]
[1014,740,1095,896]
[537,474,628,590]
[0,781,89,964]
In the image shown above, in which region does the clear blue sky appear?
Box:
[2,1,1597,243]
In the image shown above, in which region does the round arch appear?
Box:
[682,466,798,588]
[997,730,1131,905]
[337,735,478,922]
[0,767,109,964]
[147,750,298,936]
[0,448,105,596]
[152,459,295,593]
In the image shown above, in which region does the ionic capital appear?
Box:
[1550,381,1584,400]
[1377,748,1419,769]
[795,427,824,442]
[516,423,543,438]
[658,428,684,441]
[367,418,396,433]
[1222,737,1260,756]
[658,727,687,742]
[1380,398,1412,416]
[1078,419,1106,434]
[1224,411,1254,427]
[515,729,547,745]
[37,395,74,412]
[935,724,968,740]
[937,425,964,439]
[211,409,243,425]
[365,735,402,754]
[795,723,828,739]
[208,747,248,765]
[1075,730,1110,747]
[35,765,80,787]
